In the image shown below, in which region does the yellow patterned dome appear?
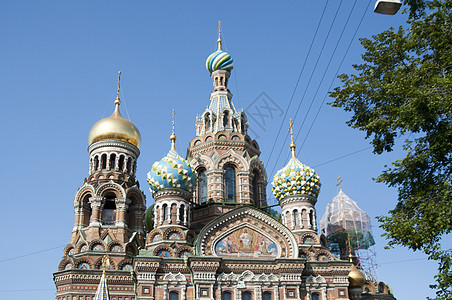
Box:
[348,264,366,288]
[88,101,141,148]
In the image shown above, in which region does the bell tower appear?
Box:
[54,72,146,300]
[187,22,267,228]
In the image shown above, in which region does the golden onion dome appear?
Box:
[88,98,141,148]
[348,264,366,288]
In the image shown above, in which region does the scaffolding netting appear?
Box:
[320,189,375,254]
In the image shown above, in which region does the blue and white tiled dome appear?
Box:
[147,149,196,194]
[271,155,321,201]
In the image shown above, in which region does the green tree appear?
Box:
[329,1,451,298]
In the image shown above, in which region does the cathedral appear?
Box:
[53,25,396,300]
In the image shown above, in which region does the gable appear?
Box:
[195,206,298,258]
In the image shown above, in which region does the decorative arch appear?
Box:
[89,239,106,252]
[190,154,214,171]
[175,246,194,258]
[75,184,95,205]
[163,227,185,240]
[147,228,164,244]
[58,257,75,271]
[315,249,333,261]
[96,181,125,198]
[64,244,76,256]
[107,241,123,252]
[196,206,298,258]
[300,232,320,245]
[75,258,93,270]
[117,259,133,271]
[76,242,89,254]
[153,245,174,258]
[216,149,248,171]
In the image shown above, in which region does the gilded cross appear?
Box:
[117,71,121,98]
[218,21,221,40]
[337,176,343,190]
[172,109,175,134]
[289,118,294,143]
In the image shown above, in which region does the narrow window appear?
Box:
[309,210,314,227]
[102,194,116,225]
[179,205,184,223]
[118,155,124,171]
[110,154,116,170]
[163,204,168,221]
[224,167,236,202]
[205,113,210,131]
[126,158,132,173]
[101,154,107,169]
[242,291,252,300]
[294,210,299,227]
[198,169,208,204]
[312,294,319,300]
[223,111,229,127]
[222,291,232,300]
[94,156,99,171]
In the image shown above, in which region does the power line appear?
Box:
[313,146,372,168]
[0,245,65,263]
[299,0,373,152]
[265,0,331,169]
[268,0,346,178]
[295,0,361,153]
[378,257,428,265]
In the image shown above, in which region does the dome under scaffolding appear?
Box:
[320,179,378,281]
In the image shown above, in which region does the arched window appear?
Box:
[312,293,320,300]
[179,205,184,223]
[242,291,252,300]
[162,204,168,221]
[223,111,229,127]
[294,210,299,227]
[102,194,116,225]
[118,155,125,171]
[222,291,232,300]
[205,113,211,131]
[110,154,116,170]
[94,156,99,171]
[82,194,92,227]
[309,210,314,227]
[263,292,272,300]
[126,157,132,173]
[101,154,107,169]
[169,291,179,300]
[198,169,207,204]
[224,167,236,202]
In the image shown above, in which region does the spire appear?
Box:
[288,118,296,158]
[170,109,177,150]
[113,71,122,117]
[217,20,222,51]
[94,255,111,300]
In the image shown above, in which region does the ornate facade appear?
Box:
[54,26,396,300]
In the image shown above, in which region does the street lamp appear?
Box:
[374,0,402,15]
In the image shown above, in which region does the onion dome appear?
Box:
[348,264,366,288]
[88,72,141,148]
[147,111,196,194]
[271,119,321,201]
[205,21,234,73]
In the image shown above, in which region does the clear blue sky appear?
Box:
[0,1,441,299]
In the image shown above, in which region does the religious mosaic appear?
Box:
[214,227,278,257]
